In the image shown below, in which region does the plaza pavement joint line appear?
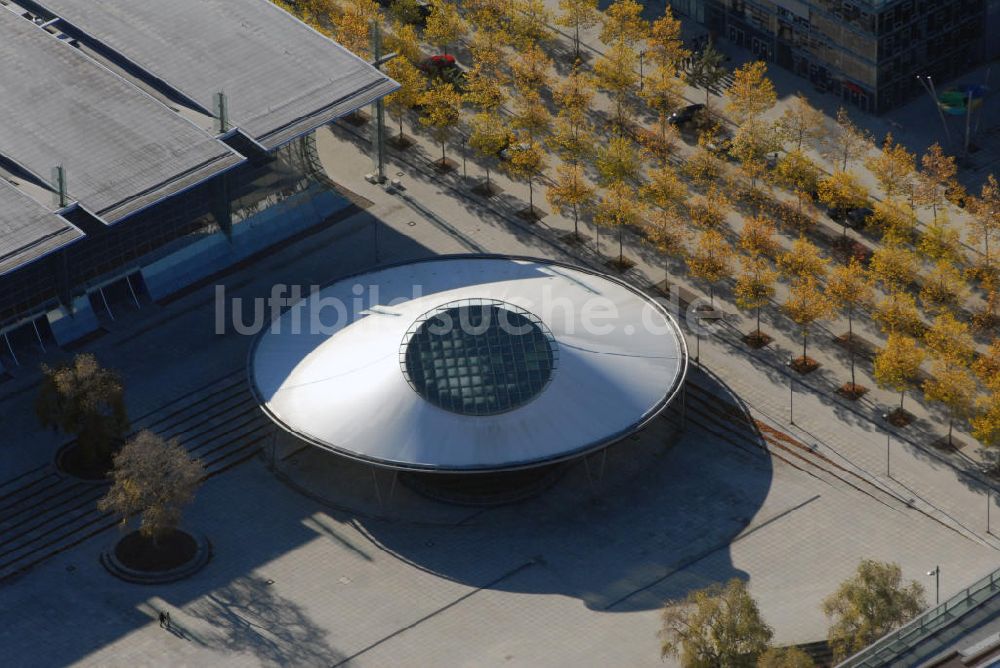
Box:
[330,558,539,666]
[603,494,822,610]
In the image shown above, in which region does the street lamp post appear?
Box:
[787,358,795,425]
[639,50,645,91]
[368,23,398,184]
[462,135,468,179]
[695,326,701,366]
[916,75,954,151]
[927,566,940,606]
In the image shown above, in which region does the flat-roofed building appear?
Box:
[0,7,243,222]
[0,180,81,277]
[16,0,394,148]
[0,0,395,368]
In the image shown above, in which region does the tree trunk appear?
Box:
[900,391,906,410]
[802,330,808,361]
[441,141,446,164]
[619,227,624,264]
[574,25,580,60]
[849,300,857,387]
[528,176,534,211]
[399,115,404,139]
[948,417,954,446]
[486,167,491,191]
[756,305,761,336]
[573,203,579,237]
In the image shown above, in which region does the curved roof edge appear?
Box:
[247,254,689,473]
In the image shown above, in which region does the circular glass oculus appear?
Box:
[401,300,557,416]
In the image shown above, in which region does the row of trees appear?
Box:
[286,0,1000,451]
[38,354,205,547]
[660,560,926,665]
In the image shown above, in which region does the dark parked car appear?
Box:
[829,206,874,229]
[376,0,431,24]
[419,54,466,90]
[667,103,705,127]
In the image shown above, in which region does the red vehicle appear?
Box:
[419,54,465,90]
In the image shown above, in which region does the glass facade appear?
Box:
[687,0,986,113]
[401,300,558,416]
[0,134,329,329]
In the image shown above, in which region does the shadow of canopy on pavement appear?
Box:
[356,366,774,613]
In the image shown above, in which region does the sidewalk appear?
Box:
[0,130,995,666]
[343,1,1000,519]
[315,114,1000,554]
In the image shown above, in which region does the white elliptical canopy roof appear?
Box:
[250,256,687,472]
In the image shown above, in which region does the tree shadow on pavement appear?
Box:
[189,574,344,667]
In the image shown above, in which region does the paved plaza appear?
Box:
[0,121,998,665]
[3,5,1000,664]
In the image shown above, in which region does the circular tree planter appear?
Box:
[743,330,773,349]
[54,441,114,484]
[790,356,821,374]
[837,382,869,400]
[605,256,636,273]
[101,529,211,584]
[885,407,914,428]
[387,134,414,150]
[517,206,546,222]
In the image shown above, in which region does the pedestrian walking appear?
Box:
[158,611,167,628]
[165,611,171,629]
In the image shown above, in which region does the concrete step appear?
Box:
[0,472,66,515]
[0,492,107,559]
[0,478,103,527]
[0,371,268,583]
[0,463,53,496]
[0,508,116,582]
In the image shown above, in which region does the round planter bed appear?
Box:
[101,528,211,584]
[54,441,113,484]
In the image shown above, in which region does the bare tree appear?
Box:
[824,107,873,171]
[37,353,129,466]
[99,430,205,546]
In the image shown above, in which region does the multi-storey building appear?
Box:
[670,0,988,113]
[0,0,395,370]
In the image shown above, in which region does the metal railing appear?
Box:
[839,567,1000,667]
